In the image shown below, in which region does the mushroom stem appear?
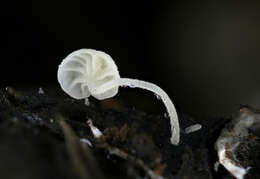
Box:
[91,78,180,145]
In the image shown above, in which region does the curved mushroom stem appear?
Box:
[91,78,180,145]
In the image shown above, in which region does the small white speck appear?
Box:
[80,138,93,147]
[34,116,42,121]
[38,87,45,94]
[164,113,168,118]
[87,120,103,138]
[214,161,220,171]
[155,94,161,100]
[85,98,90,106]
[50,119,54,123]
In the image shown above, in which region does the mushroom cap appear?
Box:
[57,49,120,100]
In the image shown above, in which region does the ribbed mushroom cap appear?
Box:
[57,49,120,100]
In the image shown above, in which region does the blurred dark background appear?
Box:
[1,0,260,118]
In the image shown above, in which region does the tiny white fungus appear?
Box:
[58,49,180,145]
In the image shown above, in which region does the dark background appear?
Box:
[2,0,260,118]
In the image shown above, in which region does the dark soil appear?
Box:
[0,87,259,179]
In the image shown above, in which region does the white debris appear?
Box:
[50,118,54,123]
[38,87,45,94]
[215,107,256,179]
[217,147,248,179]
[87,120,103,138]
[80,138,93,147]
[214,161,220,171]
[185,124,202,134]
[84,98,90,106]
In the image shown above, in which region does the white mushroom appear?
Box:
[57,49,180,145]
